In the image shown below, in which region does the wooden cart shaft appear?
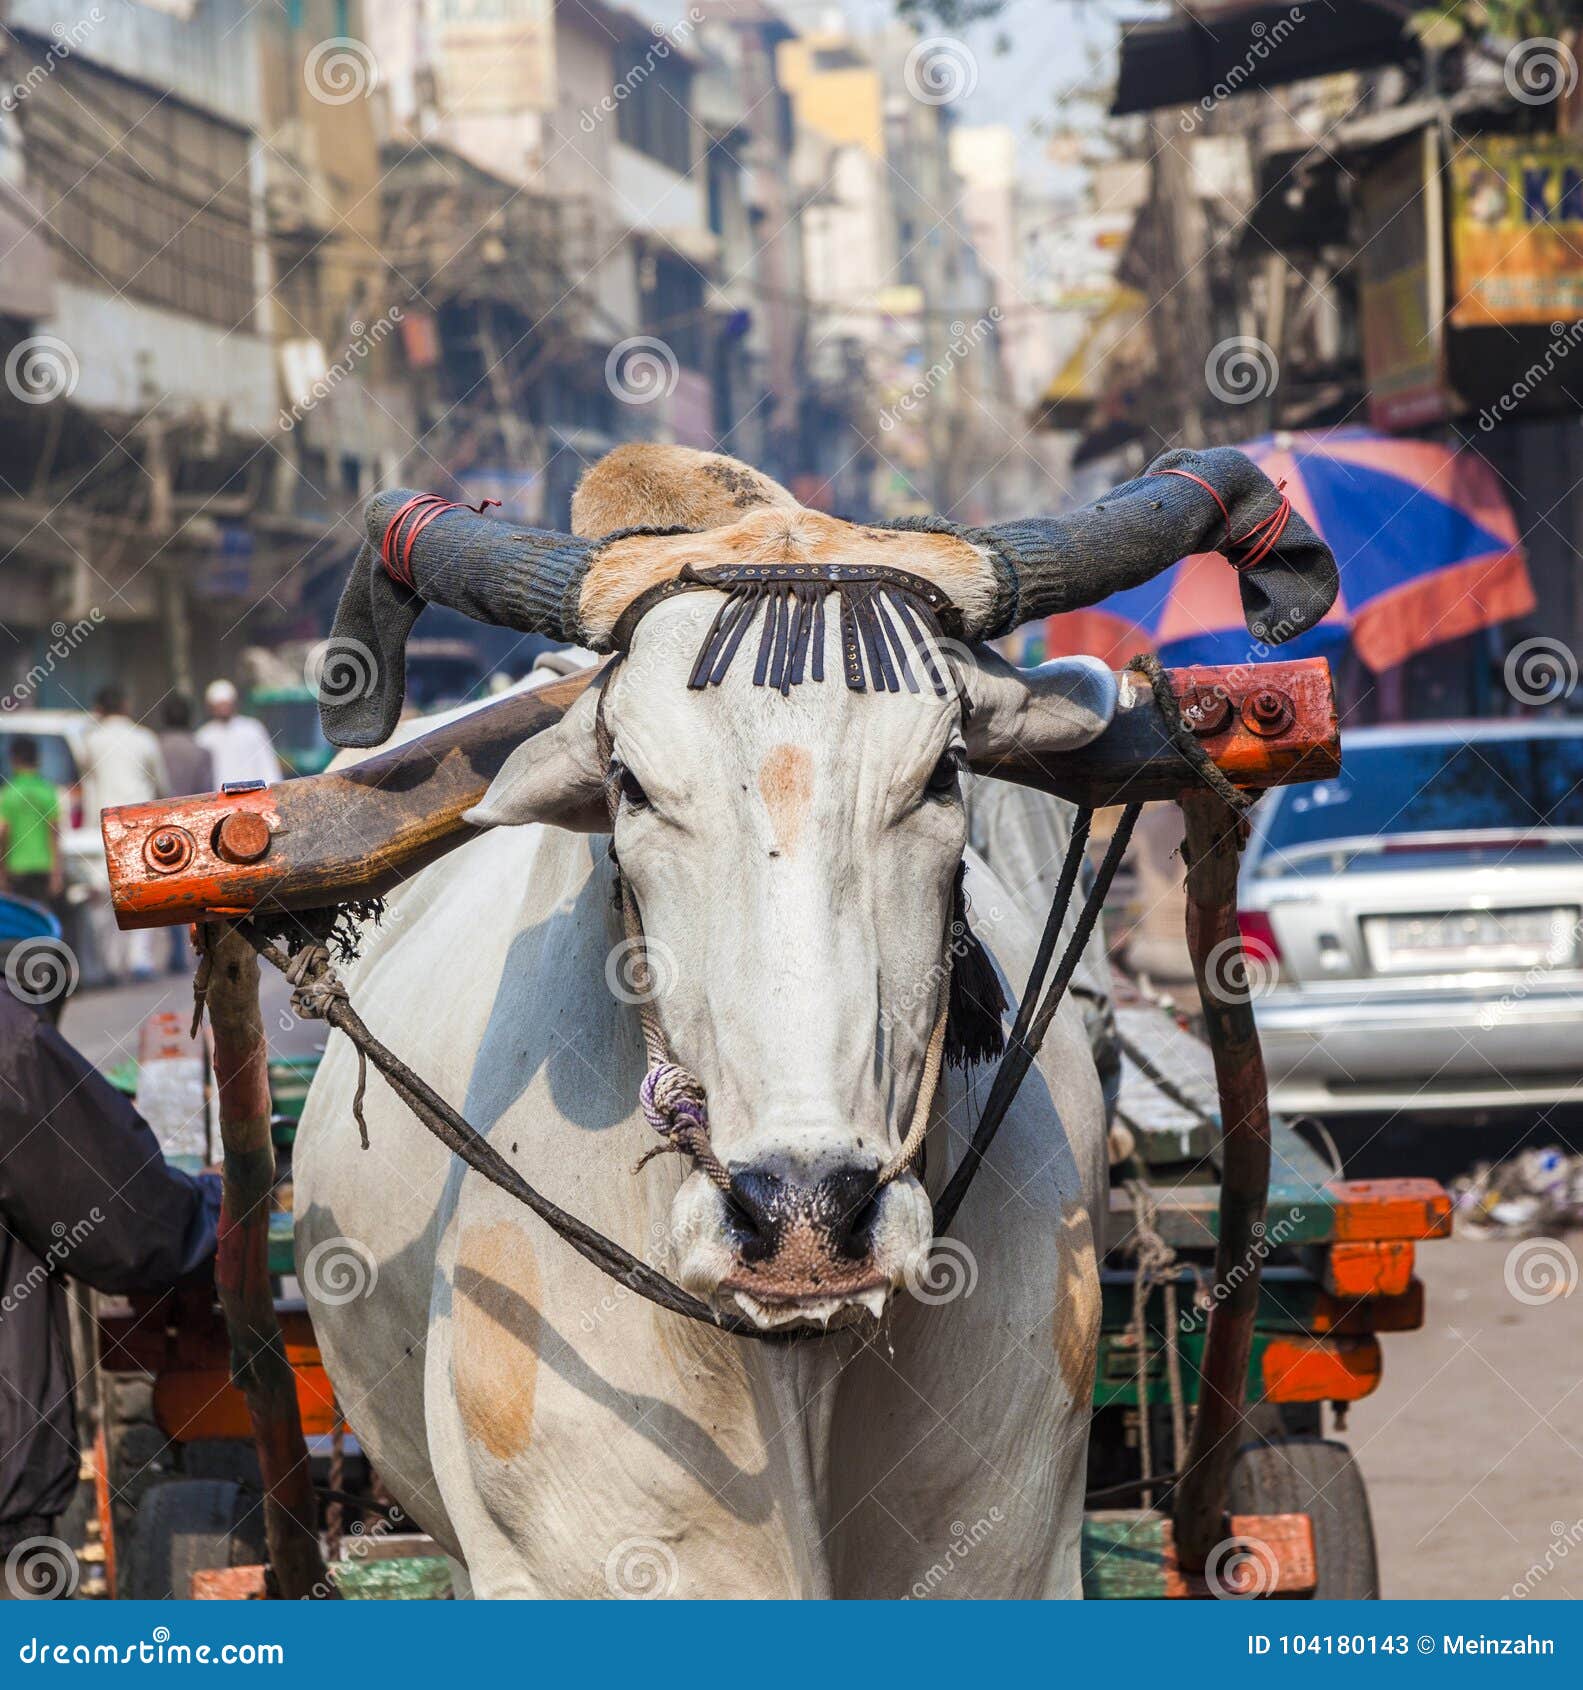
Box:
[102,658,1338,930]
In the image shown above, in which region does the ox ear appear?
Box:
[959,649,1118,768]
[464,682,609,833]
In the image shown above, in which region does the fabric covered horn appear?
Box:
[961,446,1339,644]
[322,489,595,747]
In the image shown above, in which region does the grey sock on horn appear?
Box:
[321,490,595,747]
[969,447,1339,643]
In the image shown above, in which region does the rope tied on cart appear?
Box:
[283,943,369,1150]
[1125,1178,1189,1503]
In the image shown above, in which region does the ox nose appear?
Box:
[725,1161,882,1266]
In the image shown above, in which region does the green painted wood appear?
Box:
[1080,1511,1170,1599]
[268,1210,295,1278]
[332,1555,453,1600]
[1100,1265,1327,1339]
[1093,1325,1285,1409]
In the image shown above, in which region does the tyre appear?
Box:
[1227,1435,1380,1599]
[123,1479,268,1600]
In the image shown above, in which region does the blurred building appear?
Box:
[0,0,1040,714]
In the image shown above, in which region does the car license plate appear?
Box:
[1363,907,1578,974]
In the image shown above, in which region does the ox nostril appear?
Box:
[818,1165,883,1260]
[722,1162,883,1265]
[724,1167,787,1263]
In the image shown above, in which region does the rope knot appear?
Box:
[283,943,367,1148]
[284,943,349,1020]
[639,1062,708,1137]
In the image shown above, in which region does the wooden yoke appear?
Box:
[103,658,1339,931]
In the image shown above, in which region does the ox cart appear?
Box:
[84,657,1450,1600]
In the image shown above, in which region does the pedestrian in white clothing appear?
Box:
[82,686,169,982]
[196,680,282,789]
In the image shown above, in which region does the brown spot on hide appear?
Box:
[759,744,813,856]
[1053,1205,1101,1406]
[453,1222,541,1461]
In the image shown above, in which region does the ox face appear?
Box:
[468,592,1116,1330]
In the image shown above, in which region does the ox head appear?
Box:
[321,444,1337,1330]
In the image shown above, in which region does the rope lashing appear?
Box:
[1145,467,1293,575]
[377,494,502,591]
[283,943,369,1150]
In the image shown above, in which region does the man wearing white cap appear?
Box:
[195,679,283,789]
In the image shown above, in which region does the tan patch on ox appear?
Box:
[1052,1205,1101,1407]
[759,744,813,856]
[453,1222,542,1462]
[577,505,999,649]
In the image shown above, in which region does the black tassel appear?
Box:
[944,862,1007,1070]
[684,571,947,695]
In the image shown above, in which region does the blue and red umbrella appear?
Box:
[1010,429,1534,672]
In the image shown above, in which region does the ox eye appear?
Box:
[613,762,649,810]
[926,749,963,799]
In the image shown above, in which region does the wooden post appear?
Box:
[203,925,335,1600]
[1171,789,1272,1569]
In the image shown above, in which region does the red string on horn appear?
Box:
[1146,468,1292,573]
[378,495,503,591]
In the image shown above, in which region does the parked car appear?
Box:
[1240,719,1583,1117]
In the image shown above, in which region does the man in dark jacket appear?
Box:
[0,946,219,1589]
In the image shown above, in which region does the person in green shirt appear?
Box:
[0,737,63,911]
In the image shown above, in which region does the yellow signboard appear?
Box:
[1451,136,1583,327]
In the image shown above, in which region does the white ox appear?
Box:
[294,453,1122,1599]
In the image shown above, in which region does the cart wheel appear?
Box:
[123,1479,268,1600]
[1227,1436,1380,1599]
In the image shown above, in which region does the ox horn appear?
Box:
[322,490,596,747]
[967,446,1338,645]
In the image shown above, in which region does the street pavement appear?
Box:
[1351,1228,1583,1600]
[53,975,1583,1600]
